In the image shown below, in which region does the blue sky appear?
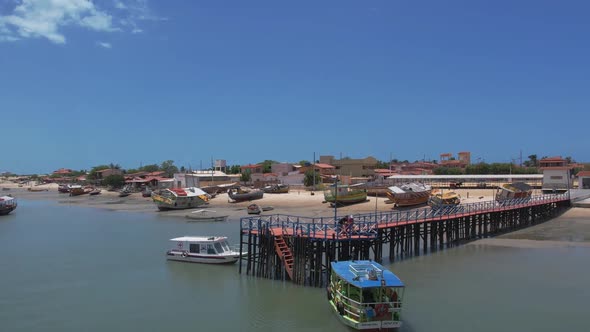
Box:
[1,0,589,174]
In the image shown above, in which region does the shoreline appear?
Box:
[4,181,590,247]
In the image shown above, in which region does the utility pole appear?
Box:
[312,152,316,194]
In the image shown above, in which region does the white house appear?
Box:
[578,171,590,189]
[540,157,573,193]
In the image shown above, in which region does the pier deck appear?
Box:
[239,193,570,286]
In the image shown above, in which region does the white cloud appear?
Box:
[114,1,126,9]
[0,0,161,44]
[96,41,112,48]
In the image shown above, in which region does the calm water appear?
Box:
[1,200,588,332]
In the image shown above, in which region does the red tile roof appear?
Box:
[53,168,73,174]
[313,163,335,169]
[577,171,590,177]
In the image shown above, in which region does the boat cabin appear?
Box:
[328,260,405,330]
[170,236,233,255]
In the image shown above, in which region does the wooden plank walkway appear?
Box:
[242,196,568,240]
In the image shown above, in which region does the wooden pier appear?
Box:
[239,194,570,287]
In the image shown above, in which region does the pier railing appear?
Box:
[240,193,568,240]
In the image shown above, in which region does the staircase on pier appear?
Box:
[271,230,294,280]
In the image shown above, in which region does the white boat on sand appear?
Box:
[185,209,228,222]
[166,236,245,264]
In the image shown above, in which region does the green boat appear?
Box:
[324,184,368,205]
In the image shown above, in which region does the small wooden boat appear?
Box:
[166,236,245,264]
[428,191,461,209]
[27,187,48,192]
[57,184,71,193]
[262,184,290,194]
[89,188,102,196]
[152,187,210,211]
[119,190,131,197]
[185,209,228,222]
[496,182,532,201]
[247,203,261,215]
[386,183,432,207]
[0,195,17,215]
[227,187,264,202]
[324,183,368,205]
[141,188,152,197]
[261,206,274,212]
[327,260,405,331]
[69,185,93,196]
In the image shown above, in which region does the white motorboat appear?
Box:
[185,209,228,222]
[166,236,245,264]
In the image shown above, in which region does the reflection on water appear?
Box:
[0,200,588,332]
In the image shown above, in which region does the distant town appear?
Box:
[2,152,590,192]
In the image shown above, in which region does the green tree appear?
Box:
[299,160,311,166]
[160,160,178,177]
[125,168,139,175]
[87,165,110,180]
[260,160,277,173]
[139,164,160,173]
[303,170,319,187]
[103,174,125,188]
[240,169,251,183]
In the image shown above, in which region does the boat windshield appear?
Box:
[221,240,231,252]
[214,242,223,254]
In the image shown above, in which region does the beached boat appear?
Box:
[185,209,228,222]
[57,184,71,193]
[141,188,152,197]
[152,187,210,211]
[69,185,93,196]
[428,191,461,209]
[166,236,244,264]
[496,182,532,201]
[27,187,48,192]
[324,183,368,205]
[327,260,405,331]
[263,183,290,194]
[247,203,261,215]
[0,195,17,215]
[118,190,131,197]
[89,188,102,196]
[227,187,264,202]
[386,183,432,207]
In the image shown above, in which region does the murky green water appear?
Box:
[1,200,587,331]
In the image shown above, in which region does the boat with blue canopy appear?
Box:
[327,260,405,331]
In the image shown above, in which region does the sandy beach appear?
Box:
[2,180,503,218]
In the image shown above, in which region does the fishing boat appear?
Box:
[152,187,210,211]
[0,195,17,215]
[69,185,93,196]
[227,187,264,202]
[262,183,290,194]
[185,209,228,222]
[324,183,368,205]
[166,236,244,264]
[496,182,532,201]
[386,183,432,207]
[327,260,405,331]
[141,187,152,197]
[57,184,71,193]
[428,191,461,209]
[89,188,102,196]
[118,190,131,197]
[27,187,48,192]
[247,203,261,214]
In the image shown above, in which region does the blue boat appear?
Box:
[327,260,405,331]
